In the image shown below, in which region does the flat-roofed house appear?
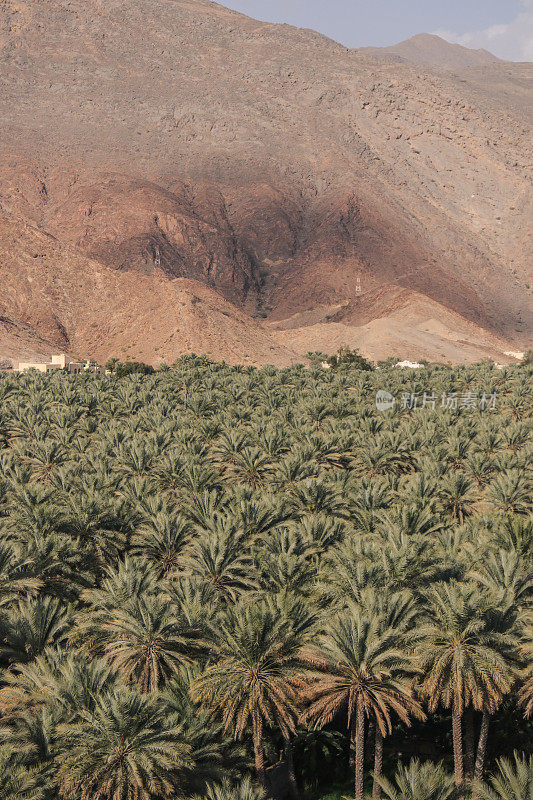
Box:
[16,360,61,373]
[16,354,97,374]
[83,361,105,374]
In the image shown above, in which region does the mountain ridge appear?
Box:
[359,33,503,69]
[0,0,531,365]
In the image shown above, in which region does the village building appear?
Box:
[15,354,104,374]
[394,360,424,369]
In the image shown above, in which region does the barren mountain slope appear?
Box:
[271,287,519,365]
[0,0,531,365]
[0,215,298,366]
[359,33,502,69]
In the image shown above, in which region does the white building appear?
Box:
[16,359,62,374]
[16,354,103,374]
[394,360,424,369]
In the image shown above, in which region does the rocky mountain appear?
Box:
[359,33,502,69]
[0,0,531,366]
[0,216,296,367]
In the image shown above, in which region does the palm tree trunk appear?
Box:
[366,720,375,765]
[464,707,475,782]
[355,696,365,800]
[284,736,299,800]
[253,719,267,789]
[452,704,464,791]
[349,722,356,771]
[372,727,384,800]
[472,712,490,791]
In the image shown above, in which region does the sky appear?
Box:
[220,0,533,61]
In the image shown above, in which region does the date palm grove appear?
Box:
[0,354,531,800]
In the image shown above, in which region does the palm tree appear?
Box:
[0,651,114,745]
[372,528,442,597]
[493,515,533,558]
[224,447,275,488]
[376,759,456,800]
[473,752,533,800]
[271,592,318,800]
[23,439,68,484]
[0,705,58,784]
[417,581,518,791]
[0,747,46,800]
[296,515,345,552]
[58,491,129,570]
[191,600,306,789]
[55,688,192,800]
[272,448,317,490]
[464,453,495,488]
[131,512,193,577]
[288,479,348,521]
[486,470,532,515]
[437,473,477,523]
[468,548,533,610]
[1,596,71,665]
[230,489,290,540]
[75,594,202,693]
[467,554,526,787]
[349,477,393,533]
[518,660,533,719]
[194,777,266,800]
[255,528,317,597]
[179,517,257,603]
[304,593,424,800]
[78,557,160,611]
[160,669,246,794]
[0,543,42,608]
[444,432,472,470]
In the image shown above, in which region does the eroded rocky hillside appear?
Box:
[0,0,531,364]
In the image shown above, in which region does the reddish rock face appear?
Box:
[0,0,531,365]
[41,175,260,305]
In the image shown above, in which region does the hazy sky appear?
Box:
[221,0,533,61]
